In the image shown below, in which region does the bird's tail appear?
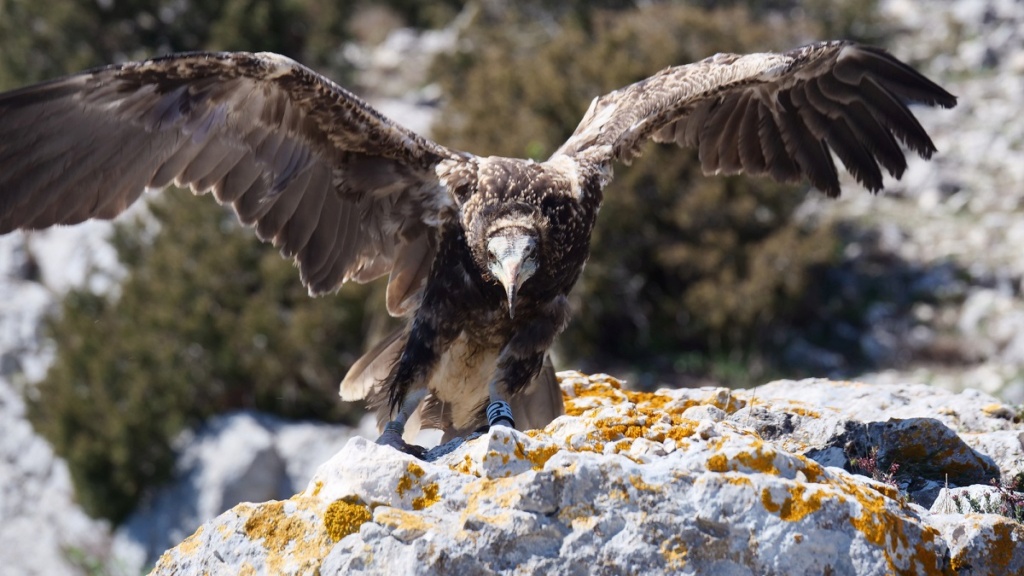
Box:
[339,327,407,402]
[340,328,429,441]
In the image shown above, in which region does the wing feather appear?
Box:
[299,191,343,289]
[555,41,955,196]
[252,164,313,242]
[278,167,328,259]
[215,152,264,204]
[715,91,752,174]
[736,94,767,174]
[0,51,466,311]
[757,100,801,184]
[774,91,839,195]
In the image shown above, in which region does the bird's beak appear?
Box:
[501,261,522,319]
[488,234,537,319]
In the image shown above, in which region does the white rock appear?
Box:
[153,375,1024,575]
[112,411,360,573]
[0,377,113,576]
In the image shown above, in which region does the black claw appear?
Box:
[376,429,428,459]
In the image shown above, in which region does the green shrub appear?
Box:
[28,194,382,522]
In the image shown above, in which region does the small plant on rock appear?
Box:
[950,474,1024,524]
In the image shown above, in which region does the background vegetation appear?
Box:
[2,0,884,522]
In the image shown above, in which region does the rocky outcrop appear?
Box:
[153,373,1024,575]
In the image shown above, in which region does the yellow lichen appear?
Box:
[760,484,824,522]
[243,502,298,547]
[666,419,699,442]
[324,499,371,542]
[450,454,475,475]
[796,456,824,484]
[788,406,821,419]
[609,488,630,501]
[629,474,661,493]
[174,525,204,558]
[412,482,441,510]
[735,445,781,476]
[396,462,427,498]
[531,444,560,465]
[558,502,596,524]
[660,535,688,570]
[706,453,730,472]
[241,499,333,574]
[375,507,436,537]
[725,475,753,487]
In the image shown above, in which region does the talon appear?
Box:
[376,426,428,459]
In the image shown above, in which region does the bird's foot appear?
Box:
[486,400,516,429]
[376,421,427,459]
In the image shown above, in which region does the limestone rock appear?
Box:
[153,374,1024,575]
[111,411,365,572]
[0,376,113,576]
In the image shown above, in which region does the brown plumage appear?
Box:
[0,42,956,456]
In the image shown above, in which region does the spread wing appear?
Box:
[0,51,468,315]
[554,41,957,196]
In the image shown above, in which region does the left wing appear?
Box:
[0,52,469,315]
[553,41,956,196]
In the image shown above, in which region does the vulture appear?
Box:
[0,41,956,456]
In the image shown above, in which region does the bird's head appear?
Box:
[481,207,542,319]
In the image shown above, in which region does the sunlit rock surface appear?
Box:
[153,373,1024,575]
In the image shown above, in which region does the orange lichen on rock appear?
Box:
[412,482,440,510]
[949,517,1024,572]
[396,462,427,498]
[787,406,822,419]
[706,453,730,473]
[760,484,825,522]
[734,444,781,476]
[324,499,372,542]
[241,499,334,573]
[395,461,441,508]
[838,474,948,575]
[704,439,782,476]
[375,507,437,540]
[660,535,688,570]
[629,474,661,493]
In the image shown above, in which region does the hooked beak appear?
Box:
[488,234,538,319]
[501,260,522,319]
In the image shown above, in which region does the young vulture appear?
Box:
[0,42,956,456]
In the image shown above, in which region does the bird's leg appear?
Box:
[486,378,516,429]
[376,387,430,458]
[375,283,458,457]
[486,296,571,432]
